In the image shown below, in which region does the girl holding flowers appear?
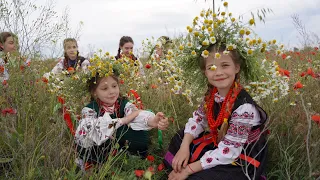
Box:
[74,58,169,170]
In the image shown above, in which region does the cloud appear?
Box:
[51,0,320,57]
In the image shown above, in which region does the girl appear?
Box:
[44,38,90,78]
[164,44,268,180]
[0,32,17,85]
[115,36,138,60]
[115,36,144,75]
[75,72,169,168]
[154,36,172,60]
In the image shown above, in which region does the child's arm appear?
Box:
[75,107,118,148]
[118,110,142,125]
[43,58,64,79]
[172,99,208,172]
[197,103,261,170]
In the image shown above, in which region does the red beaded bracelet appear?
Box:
[187,164,195,173]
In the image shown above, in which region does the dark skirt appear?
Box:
[163,129,267,180]
[77,125,149,164]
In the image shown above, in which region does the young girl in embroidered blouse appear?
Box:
[165,44,268,180]
[75,72,169,166]
[43,38,90,79]
[0,32,17,86]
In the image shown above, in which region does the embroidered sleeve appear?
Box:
[81,59,90,72]
[184,99,208,138]
[0,58,9,84]
[43,58,64,79]
[75,107,120,148]
[51,58,64,74]
[123,102,155,131]
[200,103,261,169]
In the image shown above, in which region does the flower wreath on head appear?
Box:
[49,52,143,110]
[178,1,275,84]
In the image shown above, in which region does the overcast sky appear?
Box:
[52,0,320,57]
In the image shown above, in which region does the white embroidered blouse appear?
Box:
[75,102,155,148]
[184,92,261,169]
[43,57,90,79]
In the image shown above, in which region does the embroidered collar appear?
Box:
[214,92,225,103]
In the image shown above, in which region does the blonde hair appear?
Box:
[63,38,78,50]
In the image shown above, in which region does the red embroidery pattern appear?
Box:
[223,147,230,154]
[231,111,254,119]
[223,138,242,148]
[206,158,213,163]
[191,125,197,130]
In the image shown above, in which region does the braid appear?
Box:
[117,47,121,59]
[63,52,69,70]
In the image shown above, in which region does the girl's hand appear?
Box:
[168,168,191,180]
[147,112,164,128]
[172,145,190,172]
[157,116,169,130]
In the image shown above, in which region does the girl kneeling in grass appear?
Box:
[75,70,169,169]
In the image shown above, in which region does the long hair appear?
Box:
[116,36,137,60]
[62,38,84,69]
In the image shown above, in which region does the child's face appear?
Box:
[1,36,16,53]
[204,53,240,92]
[94,76,120,105]
[156,47,163,56]
[64,41,78,59]
[121,42,133,55]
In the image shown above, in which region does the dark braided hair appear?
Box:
[116,36,137,60]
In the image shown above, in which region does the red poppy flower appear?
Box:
[20,65,25,71]
[315,47,319,51]
[311,52,316,55]
[311,114,320,125]
[151,84,157,89]
[57,96,65,105]
[145,64,151,69]
[42,77,48,84]
[1,108,17,116]
[293,81,303,90]
[67,67,75,73]
[307,68,315,76]
[2,80,7,86]
[120,79,124,84]
[147,155,155,162]
[135,170,145,177]
[0,65,4,73]
[300,72,306,77]
[147,166,155,174]
[157,163,165,171]
[279,68,290,77]
[281,54,287,60]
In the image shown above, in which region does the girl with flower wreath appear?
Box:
[74,67,169,170]
[43,38,90,79]
[164,42,268,180]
